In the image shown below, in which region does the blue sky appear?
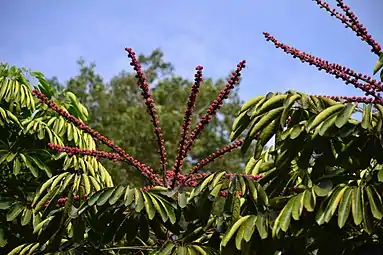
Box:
[1,0,382,102]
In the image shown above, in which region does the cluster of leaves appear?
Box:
[0,64,113,254]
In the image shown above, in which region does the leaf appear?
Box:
[242,215,257,242]
[148,193,168,222]
[335,103,355,128]
[230,111,251,141]
[235,215,257,250]
[143,193,156,220]
[302,189,315,212]
[124,187,135,206]
[280,94,300,127]
[361,104,372,129]
[248,107,284,137]
[178,192,187,208]
[13,156,21,175]
[153,242,175,255]
[0,228,6,248]
[109,185,125,205]
[365,186,383,220]
[338,188,352,228]
[134,189,145,212]
[319,114,337,136]
[244,177,257,202]
[278,198,294,232]
[257,94,287,115]
[232,195,241,222]
[373,53,383,75]
[221,215,251,248]
[290,125,304,139]
[324,186,347,223]
[21,208,32,226]
[352,186,363,225]
[97,188,115,206]
[19,154,38,177]
[239,96,264,113]
[6,203,24,221]
[307,104,344,131]
[292,194,303,220]
[254,181,269,205]
[0,201,12,209]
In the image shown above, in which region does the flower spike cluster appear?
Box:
[34,49,257,190]
[184,60,246,156]
[314,0,381,56]
[125,48,168,184]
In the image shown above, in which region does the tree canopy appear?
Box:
[1,0,383,254]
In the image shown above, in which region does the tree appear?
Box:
[3,0,383,254]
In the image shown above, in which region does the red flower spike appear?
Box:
[171,65,204,188]
[263,33,382,99]
[125,48,168,184]
[188,138,244,175]
[314,0,381,56]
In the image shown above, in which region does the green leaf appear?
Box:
[97,187,115,206]
[232,195,241,222]
[361,104,372,129]
[338,188,352,228]
[307,104,344,131]
[292,194,303,220]
[373,53,383,75]
[13,156,21,175]
[109,185,125,205]
[290,125,304,139]
[148,193,168,222]
[19,154,38,177]
[0,201,13,209]
[335,103,355,128]
[352,186,363,225]
[365,186,383,220]
[221,215,251,248]
[178,192,187,208]
[278,198,294,232]
[143,193,156,220]
[134,189,145,212]
[88,190,102,206]
[242,215,257,242]
[254,181,269,205]
[244,177,257,202]
[302,189,315,212]
[21,208,32,226]
[0,228,7,247]
[324,186,347,223]
[6,203,24,221]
